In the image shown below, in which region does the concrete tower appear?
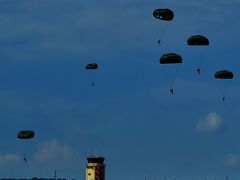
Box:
[86,156,105,180]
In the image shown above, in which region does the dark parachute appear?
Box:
[86,63,98,70]
[214,70,234,79]
[160,53,182,64]
[17,130,35,163]
[85,63,98,86]
[153,8,174,46]
[187,35,209,74]
[153,8,174,21]
[17,130,34,139]
[159,53,182,95]
[187,35,209,46]
[214,70,234,101]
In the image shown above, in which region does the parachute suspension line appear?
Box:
[217,85,225,102]
[88,71,96,87]
[196,47,206,75]
[153,19,163,46]
[167,62,183,95]
[154,19,159,45]
[155,21,170,47]
[195,47,203,74]
[220,84,227,101]
[218,80,233,102]
[158,23,168,46]
[196,52,203,75]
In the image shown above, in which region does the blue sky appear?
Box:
[0,0,240,179]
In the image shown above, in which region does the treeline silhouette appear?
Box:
[0,178,66,180]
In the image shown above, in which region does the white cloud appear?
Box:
[0,153,21,165]
[32,139,82,176]
[196,112,222,132]
[34,139,73,164]
[225,153,240,167]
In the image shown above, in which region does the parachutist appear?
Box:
[197,68,200,74]
[215,70,234,101]
[86,63,98,87]
[24,157,27,163]
[157,39,161,45]
[170,88,174,95]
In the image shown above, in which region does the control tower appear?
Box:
[86,156,105,180]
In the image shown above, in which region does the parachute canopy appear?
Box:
[160,53,182,64]
[187,35,209,46]
[214,70,234,79]
[86,63,98,70]
[17,130,35,139]
[153,8,174,21]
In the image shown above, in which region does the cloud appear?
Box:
[0,153,21,165]
[196,112,222,132]
[225,153,240,167]
[0,140,81,177]
[34,139,74,165]
[32,139,83,177]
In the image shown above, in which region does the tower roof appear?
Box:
[87,156,105,163]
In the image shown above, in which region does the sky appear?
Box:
[0,0,240,179]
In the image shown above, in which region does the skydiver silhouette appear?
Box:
[91,82,94,86]
[197,68,200,74]
[157,39,161,45]
[24,157,27,163]
[222,97,225,101]
[170,88,174,95]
